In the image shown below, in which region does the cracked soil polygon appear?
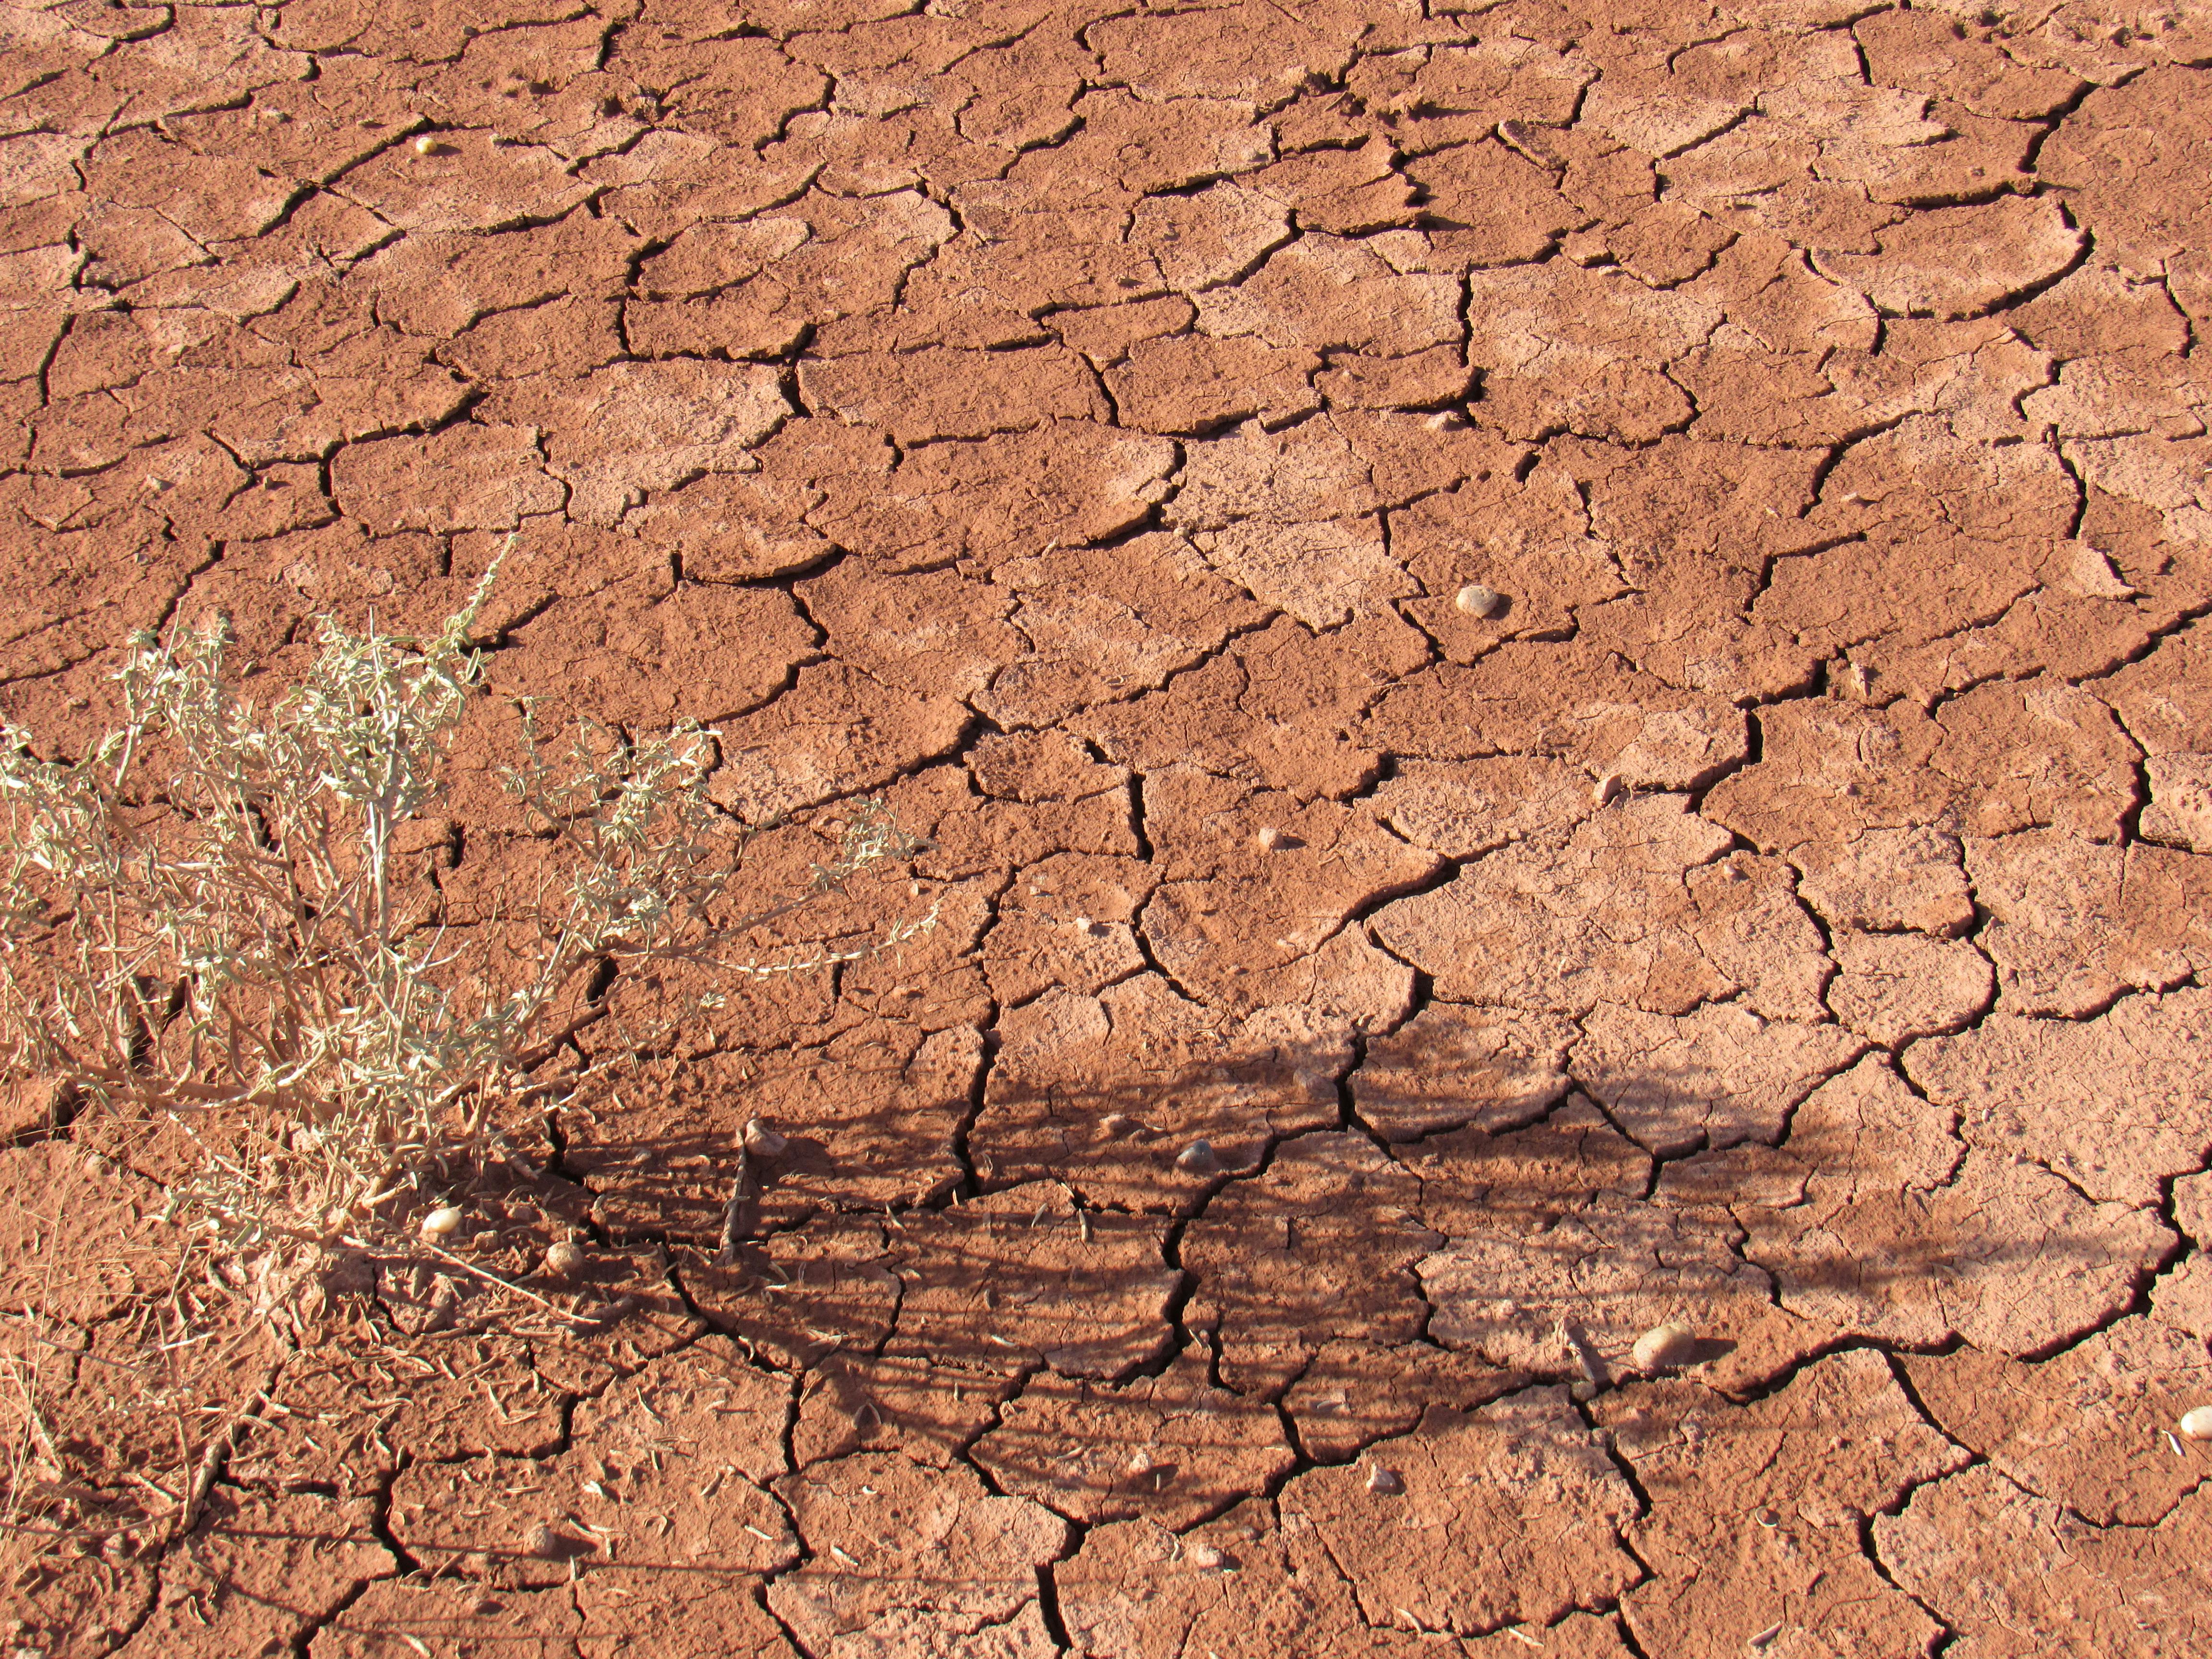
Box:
[1874,1466,2212,1658]
[386,1341,799,1590]
[882,1180,1178,1380]
[1058,1496,1465,1658]
[1181,1130,1440,1399]
[972,973,1347,1213]
[1737,1056,2174,1358]
[1904,1316,2212,1529]
[1276,1386,1640,1637]
[1372,793,1831,1025]
[1351,1000,1575,1142]
[973,1350,1295,1531]
[1598,1350,1969,1659]
[120,1489,390,1658]
[1906,989,2212,1210]
[1826,926,1994,1046]
[767,1450,1069,1657]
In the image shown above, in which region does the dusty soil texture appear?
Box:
[5,0,2212,1653]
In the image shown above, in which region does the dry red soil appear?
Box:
[5,0,2212,1653]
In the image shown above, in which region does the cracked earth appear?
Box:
[4,0,2212,1652]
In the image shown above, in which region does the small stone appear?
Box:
[1453,583,1503,618]
[412,134,446,156]
[1366,1464,1404,1495]
[1101,1112,1143,1140]
[1256,825,1290,851]
[2181,1406,2212,1442]
[743,1118,788,1158]
[522,1521,561,1559]
[1592,773,1622,806]
[1632,1321,1698,1372]
[419,1205,464,1243]
[1125,1450,1156,1478]
[542,1240,585,1281]
[1072,914,1100,934]
[1187,1542,1228,1570]
[1176,1140,1218,1174]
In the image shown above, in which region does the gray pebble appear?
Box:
[1454,583,1503,618]
[1176,1140,1218,1174]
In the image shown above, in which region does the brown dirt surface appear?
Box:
[3,1,2212,1654]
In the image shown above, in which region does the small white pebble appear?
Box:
[1176,1140,1218,1174]
[743,1118,788,1158]
[543,1240,585,1281]
[412,133,444,156]
[1125,1450,1156,1478]
[1072,914,1099,934]
[1453,583,1502,619]
[522,1521,561,1558]
[1592,773,1622,806]
[1366,1465,1404,1495]
[1256,825,1289,851]
[1101,1112,1142,1139]
[1187,1542,1227,1570]
[419,1204,464,1243]
[1632,1321,1697,1372]
[2180,1405,2212,1442]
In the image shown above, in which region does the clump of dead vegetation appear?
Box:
[0,557,931,1559]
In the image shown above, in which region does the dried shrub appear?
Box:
[0,556,930,1299]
